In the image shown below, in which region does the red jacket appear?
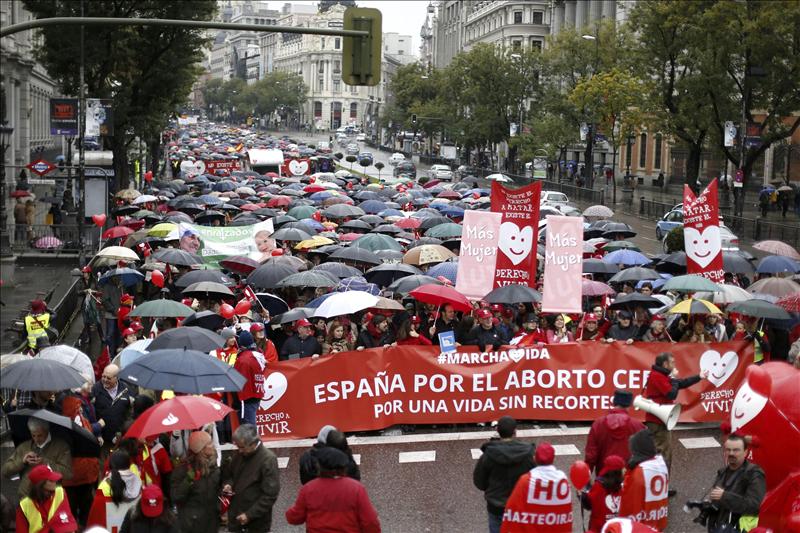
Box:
[285,476,381,533]
[584,409,646,473]
[585,480,621,533]
[234,350,265,402]
[618,456,670,531]
[397,334,432,346]
[643,365,702,425]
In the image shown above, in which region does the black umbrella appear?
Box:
[276,270,339,289]
[387,275,443,294]
[271,227,313,242]
[329,247,382,265]
[582,258,620,274]
[229,216,260,226]
[146,326,225,352]
[195,210,225,225]
[283,221,320,234]
[255,293,290,318]
[182,281,234,298]
[120,348,245,394]
[654,252,687,274]
[270,307,313,325]
[1,358,86,391]
[583,220,613,239]
[364,263,423,287]
[259,254,308,271]
[324,204,365,218]
[601,222,637,239]
[608,267,661,283]
[484,284,542,304]
[272,215,298,228]
[723,251,755,274]
[419,216,452,231]
[340,219,372,232]
[407,237,444,249]
[727,299,791,320]
[153,248,203,267]
[9,409,100,457]
[376,249,405,262]
[609,292,664,309]
[359,214,384,226]
[175,269,234,288]
[373,224,402,235]
[313,262,363,279]
[182,310,226,331]
[248,263,299,289]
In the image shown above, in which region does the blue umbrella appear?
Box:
[602,249,651,266]
[335,276,381,295]
[118,339,152,369]
[213,181,236,192]
[439,206,465,218]
[354,190,380,201]
[756,255,800,274]
[378,208,404,217]
[99,267,145,287]
[198,194,223,206]
[427,261,459,284]
[310,191,335,202]
[360,200,388,214]
[306,292,335,308]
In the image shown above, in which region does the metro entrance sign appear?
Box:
[26,159,58,177]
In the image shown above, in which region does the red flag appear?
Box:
[683,179,724,282]
[490,180,542,289]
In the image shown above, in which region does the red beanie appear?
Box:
[535,442,555,465]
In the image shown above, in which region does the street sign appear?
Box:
[27,159,58,177]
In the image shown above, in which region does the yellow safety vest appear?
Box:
[98,464,141,495]
[24,312,50,349]
[19,485,66,533]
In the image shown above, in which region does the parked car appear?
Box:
[389,152,406,166]
[655,210,683,240]
[358,152,374,166]
[356,133,366,142]
[393,161,417,178]
[345,143,359,155]
[540,190,570,207]
[429,164,453,181]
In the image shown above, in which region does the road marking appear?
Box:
[680,437,721,449]
[399,450,436,463]
[277,457,289,469]
[553,444,581,456]
[471,448,482,460]
[639,236,659,242]
[353,454,361,465]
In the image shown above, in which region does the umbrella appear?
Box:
[0,353,31,369]
[776,293,800,313]
[219,255,260,275]
[287,205,318,219]
[9,409,99,457]
[602,241,641,252]
[116,188,142,201]
[324,204,365,218]
[271,307,313,324]
[271,227,313,242]
[335,277,380,294]
[662,274,721,293]
[132,194,158,205]
[93,246,140,262]
[727,299,792,320]
[608,267,661,283]
[753,240,800,260]
[410,284,472,313]
[387,275,443,294]
[425,223,463,239]
[654,252,687,274]
[117,339,152,369]
[99,267,145,287]
[609,292,664,309]
[182,281,234,298]
[364,263,423,287]
[601,222,637,239]
[418,216,452,231]
[403,244,456,266]
[582,279,616,296]
[668,298,723,315]
[148,223,179,238]
[295,236,335,250]
[427,261,459,284]
[359,200,388,214]
[120,348,245,394]
[756,255,800,274]
[484,284,542,304]
[255,293,291,318]
[602,249,650,266]
[582,259,619,274]
[38,345,94,384]
[261,255,308,271]
[182,310,226,331]
[351,233,403,252]
[102,226,135,240]
[722,252,755,274]
[153,248,203,267]
[313,262,362,279]
[276,270,339,289]
[582,205,614,218]
[312,291,380,318]
[694,284,754,305]
[124,396,234,439]
[746,277,800,298]
[329,247,382,265]
[248,263,299,289]
[129,299,194,318]
[395,218,421,230]
[370,297,406,311]
[175,269,233,288]
[1,358,86,391]
[341,219,372,232]
[144,324,224,352]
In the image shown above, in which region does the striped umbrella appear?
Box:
[668,298,722,315]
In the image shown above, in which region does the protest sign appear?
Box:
[204,159,242,173]
[541,215,584,313]
[683,178,724,282]
[490,180,542,289]
[176,220,274,267]
[455,210,501,300]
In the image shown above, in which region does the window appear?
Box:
[350,102,358,119]
[654,133,663,169]
[533,11,544,24]
[513,11,522,24]
[512,40,522,51]
[314,101,322,117]
[625,141,633,169]
[318,77,324,92]
[333,60,341,73]
[333,79,341,93]
[639,133,647,168]
[318,61,324,74]
[530,39,542,51]
[321,37,325,49]
[334,38,340,50]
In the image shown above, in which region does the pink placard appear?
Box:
[541,215,584,313]
[455,210,502,300]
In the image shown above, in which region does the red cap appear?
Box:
[28,464,62,484]
[141,484,164,518]
[476,309,492,319]
[584,313,598,322]
[81,265,92,273]
[30,299,47,314]
[599,455,626,476]
[651,314,666,322]
[120,294,134,305]
[122,328,136,337]
[490,304,503,312]
[502,309,514,319]
[478,300,490,309]
[130,321,144,332]
[535,442,555,465]
[250,322,265,333]
[410,315,422,324]
[295,318,312,328]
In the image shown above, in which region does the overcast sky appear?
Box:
[282,1,431,55]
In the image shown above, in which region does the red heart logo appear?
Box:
[92,214,107,228]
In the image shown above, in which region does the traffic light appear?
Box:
[411,114,417,125]
[342,7,382,86]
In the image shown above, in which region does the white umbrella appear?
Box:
[486,173,512,183]
[583,205,614,218]
[695,284,753,305]
[132,194,159,205]
[93,246,140,262]
[312,291,379,319]
[116,339,152,369]
[38,345,95,384]
[236,186,257,196]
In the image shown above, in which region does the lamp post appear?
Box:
[0,123,14,257]
[581,31,599,189]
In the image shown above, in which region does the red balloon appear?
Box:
[569,460,591,489]
[234,299,251,316]
[151,270,164,288]
[219,304,235,320]
[92,213,107,228]
[144,170,153,183]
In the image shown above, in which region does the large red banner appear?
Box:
[204,159,242,173]
[683,179,724,282]
[255,341,752,440]
[490,180,542,288]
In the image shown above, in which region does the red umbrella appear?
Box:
[753,240,800,260]
[776,293,800,313]
[423,179,441,189]
[304,184,326,194]
[123,396,233,439]
[339,232,362,242]
[239,203,261,211]
[266,172,279,178]
[9,190,31,198]
[220,255,260,274]
[437,190,461,199]
[582,279,616,296]
[409,283,472,312]
[395,218,421,230]
[267,196,291,208]
[323,196,353,206]
[102,226,135,239]
[119,218,146,231]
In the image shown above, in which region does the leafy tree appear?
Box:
[234,72,307,120]
[24,0,217,190]
[665,227,684,253]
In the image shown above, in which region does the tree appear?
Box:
[24,0,217,190]
[234,72,307,122]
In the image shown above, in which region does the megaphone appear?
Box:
[633,395,681,430]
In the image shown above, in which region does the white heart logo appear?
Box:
[162,413,179,426]
[498,222,533,266]
[260,372,288,411]
[605,494,621,513]
[684,226,721,269]
[179,160,206,177]
[699,349,739,387]
[289,159,309,176]
[730,381,768,432]
[507,348,525,362]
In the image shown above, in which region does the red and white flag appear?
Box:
[683,179,724,282]
[243,285,257,302]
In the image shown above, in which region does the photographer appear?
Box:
[705,434,765,532]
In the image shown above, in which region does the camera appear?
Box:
[684,499,719,527]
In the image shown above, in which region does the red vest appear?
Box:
[501,465,573,533]
[618,456,669,531]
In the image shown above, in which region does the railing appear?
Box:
[726,215,800,249]
[473,169,606,206]
[637,198,678,219]
[10,277,82,353]
[9,223,84,254]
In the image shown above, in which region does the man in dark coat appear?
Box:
[431,304,459,345]
[473,416,535,533]
[279,319,322,360]
[707,434,766,531]
[91,363,134,450]
[470,309,510,351]
[222,424,280,532]
[584,390,646,474]
[603,310,640,343]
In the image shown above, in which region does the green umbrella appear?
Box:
[727,299,791,320]
[129,299,195,318]
[287,205,318,220]
[350,233,403,252]
[662,274,721,293]
[602,240,641,252]
[425,222,463,239]
[132,209,156,219]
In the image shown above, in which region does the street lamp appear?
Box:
[0,122,14,257]
[581,31,599,189]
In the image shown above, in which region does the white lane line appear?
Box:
[552,444,581,456]
[277,457,289,469]
[399,450,436,463]
[471,448,482,460]
[639,236,659,242]
[352,454,361,465]
[680,437,721,449]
